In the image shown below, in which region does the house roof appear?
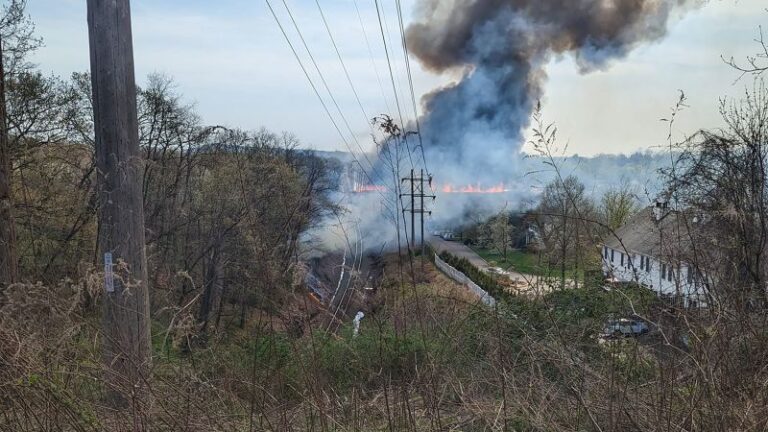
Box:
[604,207,698,259]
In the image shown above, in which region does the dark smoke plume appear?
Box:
[406,0,693,185]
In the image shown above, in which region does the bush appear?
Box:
[437,251,504,298]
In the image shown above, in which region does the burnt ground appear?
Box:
[301,249,387,333]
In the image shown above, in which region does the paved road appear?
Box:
[428,235,492,270]
[428,235,540,292]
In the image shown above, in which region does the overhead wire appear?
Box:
[268,1,431,342]
[269,0,435,250]
[373,0,415,170]
[313,0,373,135]
[282,3,436,364]
[314,0,402,214]
[378,7,438,427]
[274,0,404,219]
[278,0,384,184]
[394,0,431,184]
[312,0,427,187]
[267,2,400,319]
[381,0,434,249]
[265,0,393,211]
[379,0,410,119]
[373,0,418,251]
[353,0,394,119]
[312,0,407,219]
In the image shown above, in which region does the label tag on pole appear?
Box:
[104,252,115,293]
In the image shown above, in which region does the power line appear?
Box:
[379,0,413,123]
[313,0,404,211]
[394,0,431,181]
[312,0,430,194]
[374,0,414,170]
[277,0,382,181]
[268,0,429,247]
[373,0,425,254]
[318,0,421,228]
[353,0,393,119]
[273,0,405,220]
[313,0,372,134]
[266,0,391,209]
[383,1,418,173]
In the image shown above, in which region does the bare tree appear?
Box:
[490,204,514,261]
[0,35,15,285]
[663,82,768,310]
[724,9,768,78]
[536,175,597,287]
[0,0,40,286]
[599,181,641,232]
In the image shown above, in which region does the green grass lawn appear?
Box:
[474,248,582,279]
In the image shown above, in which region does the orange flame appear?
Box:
[353,184,387,193]
[441,183,509,194]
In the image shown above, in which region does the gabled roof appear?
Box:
[604,207,658,256]
[604,207,698,259]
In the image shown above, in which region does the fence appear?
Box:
[434,254,496,307]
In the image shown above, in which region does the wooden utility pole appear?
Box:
[410,169,416,249]
[0,33,18,287]
[420,169,428,257]
[87,0,152,426]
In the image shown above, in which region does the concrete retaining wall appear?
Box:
[434,254,496,307]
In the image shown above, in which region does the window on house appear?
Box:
[620,253,624,266]
[640,256,645,268]
[604,247,609,260]
[687,266,693,284]
[611,249,615,262]
[668,267,674,282]
[661,264,667,280]
[647,258,651,272]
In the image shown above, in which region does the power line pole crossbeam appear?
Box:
[401,170,435,259]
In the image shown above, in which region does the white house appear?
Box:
[601,202,710,308]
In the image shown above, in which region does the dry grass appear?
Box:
[2,256,768,431]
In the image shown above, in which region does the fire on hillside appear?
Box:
[352,184,387,193]
[441,183,509,194]
[350,182,512,195]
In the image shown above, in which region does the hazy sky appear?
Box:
[26,0,766,156]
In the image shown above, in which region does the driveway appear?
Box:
[428,236,541,293]
[428,235,491,270]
